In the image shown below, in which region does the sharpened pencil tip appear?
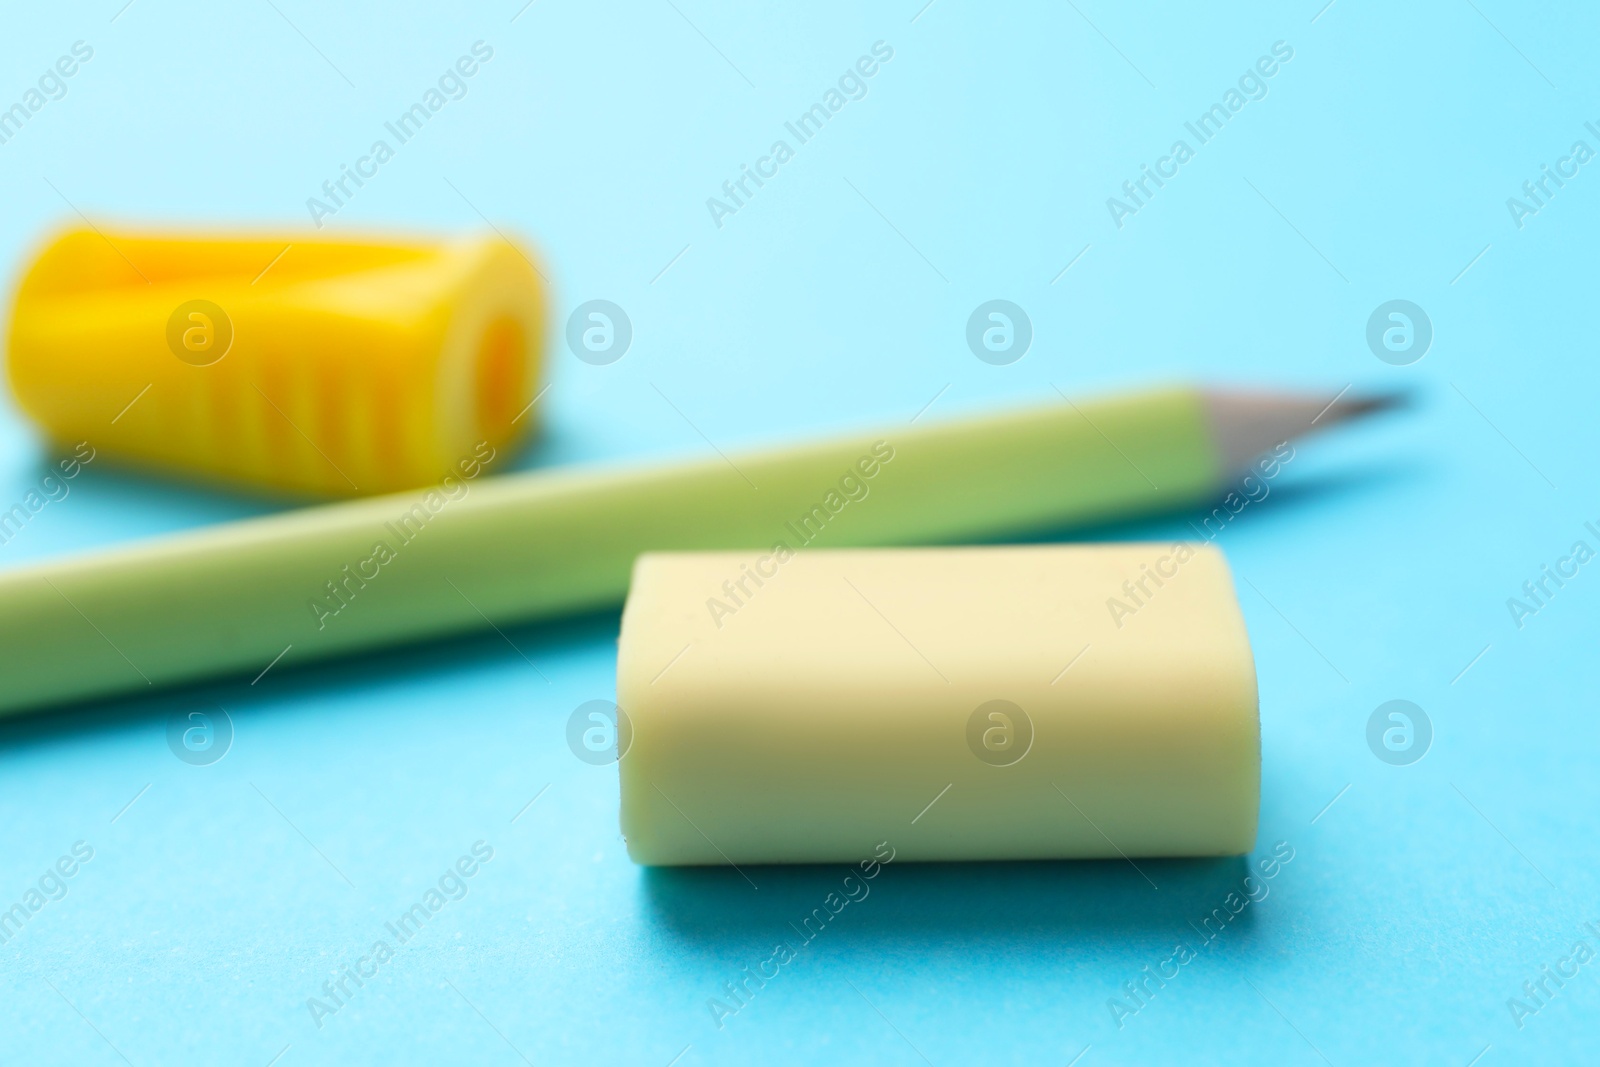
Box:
[1321,388,1412,423]
[1201,385,1408,471]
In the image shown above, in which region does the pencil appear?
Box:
[0,384,1397,714]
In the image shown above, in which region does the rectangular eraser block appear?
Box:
[616,544,1259,865]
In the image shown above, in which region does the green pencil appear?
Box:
[0,385,1392,714]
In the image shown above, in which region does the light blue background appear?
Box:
[1,1,1596,1064]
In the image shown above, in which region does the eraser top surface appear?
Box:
[622,543,1254,709]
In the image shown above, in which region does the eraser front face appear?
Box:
[617,544,1259,865]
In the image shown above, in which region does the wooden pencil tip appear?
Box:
[1201,386,1408,472]
[1316,388,1413,424]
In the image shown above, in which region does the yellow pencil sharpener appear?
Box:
[6,228,546,496]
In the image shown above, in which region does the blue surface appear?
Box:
[1,2,1597,1064]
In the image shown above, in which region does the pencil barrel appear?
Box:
[0,387,1220,714]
